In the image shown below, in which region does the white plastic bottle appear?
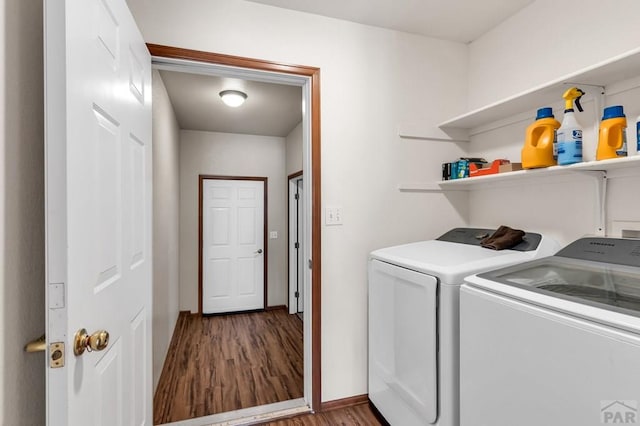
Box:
[557,87,585,165]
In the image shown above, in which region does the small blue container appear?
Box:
[637,118,640,154]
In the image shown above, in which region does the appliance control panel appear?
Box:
[557,237,640,267]
[436,227,542,252]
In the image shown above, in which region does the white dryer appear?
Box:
[368,228,559,426]
[460,237,640,426]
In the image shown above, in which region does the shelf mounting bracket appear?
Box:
[576,170,607,236]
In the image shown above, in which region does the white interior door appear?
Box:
[45,0,152,425]
[288,175,304,314]
[202,178,265,314]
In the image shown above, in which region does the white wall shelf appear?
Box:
[398,124,469,142]
[439,47,640,131]
[398,182,467,192]
[400,48,640,200]
[400,156,640,192]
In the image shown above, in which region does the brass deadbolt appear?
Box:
[74,328,109,356]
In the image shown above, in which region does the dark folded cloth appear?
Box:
[480,225,525,250]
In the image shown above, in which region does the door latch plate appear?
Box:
[50,342,64,368]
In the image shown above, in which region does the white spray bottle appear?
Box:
[556,87,585,165]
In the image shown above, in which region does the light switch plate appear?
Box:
[325,207,343,226]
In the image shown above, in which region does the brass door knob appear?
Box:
[74,328,109,356]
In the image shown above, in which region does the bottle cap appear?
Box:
[602,105,625,120]
[536,107,554,120]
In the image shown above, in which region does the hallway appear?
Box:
[153,309,303,424]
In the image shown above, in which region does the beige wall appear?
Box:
[128,0,470,401]
[0,0,46,423]
[151,71,181,390]
[179,130,288,312]
[468,0,640,109]
[285,121,303,176]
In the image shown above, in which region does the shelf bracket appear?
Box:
[577,170,607,236]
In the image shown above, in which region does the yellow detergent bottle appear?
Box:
[521,107,560,169]
[596,105,627,160]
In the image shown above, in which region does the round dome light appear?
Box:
[219,90,247,107]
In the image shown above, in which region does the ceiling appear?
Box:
[245,0,534,44]
[159,70,302,138]
[160,1,534,136]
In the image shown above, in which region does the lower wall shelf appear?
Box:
[399,156,640,192]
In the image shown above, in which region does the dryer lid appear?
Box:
[370,237,558,285]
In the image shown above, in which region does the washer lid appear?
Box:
[476,251,640,318]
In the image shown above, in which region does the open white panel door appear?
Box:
[288,175,303,315]
[296,178,304,313]
[45,0,152,425]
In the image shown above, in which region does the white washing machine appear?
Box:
[368,228,559,426]
[460,237,640,426]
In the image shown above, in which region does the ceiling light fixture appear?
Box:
[219,90,247,107]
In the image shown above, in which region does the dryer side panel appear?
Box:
[368,259,438,425]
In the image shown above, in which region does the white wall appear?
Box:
[179,130,288,311]
[285,121,303,176]
[468,0,640,109]
[128,0,469,401]
[466,0,640,246]
[151,70,181,390]
[0,0,46,423]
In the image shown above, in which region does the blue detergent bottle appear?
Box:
[637,114,640,155]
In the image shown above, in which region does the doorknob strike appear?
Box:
[24,334,46,353]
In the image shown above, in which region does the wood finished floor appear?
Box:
[153,309,304,424]
[261,403,386,425]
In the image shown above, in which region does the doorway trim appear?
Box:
[147,43,322,411]
[198,175,268,314]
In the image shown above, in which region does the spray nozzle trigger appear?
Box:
[562,87,585,112]
[575,94,584,112]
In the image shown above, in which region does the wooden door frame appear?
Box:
[287,170,303,314]
[198,175,268,314]
[147,44,322,411]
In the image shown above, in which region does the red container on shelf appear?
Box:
[469,159,511,177]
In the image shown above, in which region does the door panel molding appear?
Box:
[148,44,322,411]
[198,175,268,315]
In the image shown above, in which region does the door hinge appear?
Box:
[294,242,300,249]
[308,259,312,269]
[49,342,65,368]
[295,291,300,298]
[295,193,299,200]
